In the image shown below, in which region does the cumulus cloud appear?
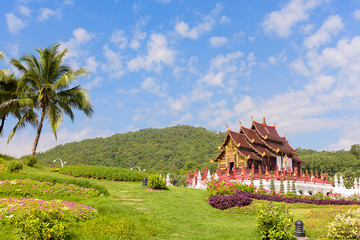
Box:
[354,9,360,20]
[127,33,176,72]
[85,56,98,73]
[101,44,125,79]
[110,29,128,49]
[83,76,102,90]
[303,15,343,49]
[18,5,32,17]
[130,16,149,49]
[267,50,287,65]
[5,13,26,34]
[326,120,360,151]
[262,0,324,38]
[37,8,62,21]
[175,3,223,39]
[140,77,167,97]
[209,36,228,47]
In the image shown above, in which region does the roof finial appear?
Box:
[226,123,229,131]
[262,116,266,125]
[274,121,276,127]
[284,133,287,138]
[238,120,242,127]
[250,115,254,121]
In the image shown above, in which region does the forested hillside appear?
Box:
[37,125,225,173]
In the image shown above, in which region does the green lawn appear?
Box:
[0,166,358,239]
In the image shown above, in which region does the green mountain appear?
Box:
[37,125,226,173]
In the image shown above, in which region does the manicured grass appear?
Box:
[0,166,359,239]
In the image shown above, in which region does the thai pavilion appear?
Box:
[211,117,304,173]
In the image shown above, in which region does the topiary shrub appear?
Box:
[327,208,360,239]
[280,180,284,193]
[6,160,23,173]
[148,174,167,190]
[256,202,295,240]
[270,177,275,193]
[23,155,38,167]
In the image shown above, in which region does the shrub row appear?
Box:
[0,172,109,196]
[238,190,360,206]
[208,191,253,210]
[59,165,148,182]
[0,179,101,198]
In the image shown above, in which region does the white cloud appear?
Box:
[304,15,343,49]
[200,72,225,86]
[37,8,62,21]
[101,44,125,79]
[354,9,360,20]
[326,120,360,151]
[155,0,171,3]
[5,13,26,34]
[0,127,111,158]
[300,24,314,35]
[140,77,167,97]
[110,29,128,49]
[175,3,223,39]
[289,58,311,76]
[18,5,32,17]
[248,36,255,42]
[85,56,98,73]
[127,33,176,72]
[220,16,231,24]
[209,36,228,47]
[83,76,102,90]
[63,0,74,5]
[262,0,324,38]
[267,50,287,65]
[60,28,95,64]
[130,16,149,49]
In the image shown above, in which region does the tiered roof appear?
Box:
[212,117,304,164]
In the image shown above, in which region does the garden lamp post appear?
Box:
[130,166,146,172]
[53,158,67,168]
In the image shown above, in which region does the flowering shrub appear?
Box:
[6,160,22,173]
[148,174,167,190]
[207,179,257,196]
[208,191,252,210]
[60,165,148,182]
[0,172,109,196]
[327,208,360,239]
[0,197,98,239]
[0,179,101,198]
[256,202,295,240]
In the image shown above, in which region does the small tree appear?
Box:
[286,178,291,193]
[259,177,264,190]
[280,180,284,193]
[291,180,296,194]
[270,176,275,193]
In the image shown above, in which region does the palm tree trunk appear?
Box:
[0,116,5,134]
[31,107,46,156]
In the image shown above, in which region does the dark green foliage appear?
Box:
[259,177,264,190]
[350,144,360,157]
[286,178,291,193]
[0,172,109,195]
[36,125,225,173]
[148,174,167,190]
[23,155,38,167]
[6,160,22,173]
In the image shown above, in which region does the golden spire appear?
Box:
[284,133,287,138]
[226,123,229,131]
[239,120,242,127]
[274,121,276,127]
[250,115,254,121]
[262,116,266,124]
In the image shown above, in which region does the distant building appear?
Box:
[211,117,304,173]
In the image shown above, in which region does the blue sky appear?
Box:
[1,0,360,157]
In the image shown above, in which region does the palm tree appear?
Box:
[0,52,38,136]
[8,44,93,155]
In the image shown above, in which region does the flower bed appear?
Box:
[208,191,253,210]
[0,197,98,239]
[60,165,148,182]
[0,179,101,198]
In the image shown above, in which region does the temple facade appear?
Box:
[211,117,304,173]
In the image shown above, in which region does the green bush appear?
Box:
[256,202,295,240]
[23,155,38,167]
[169,173,187,186]
[6,160,23,173]
[49,167,60,172]
[327,208,360,239]
[148,174,167,190]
